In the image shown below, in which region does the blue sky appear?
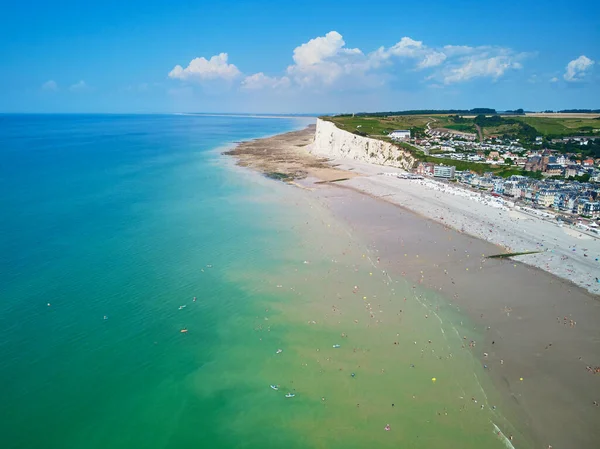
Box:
[1,0,598,113]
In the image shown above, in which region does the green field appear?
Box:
[323,113,600,167]
[443,123,477,133]
[325,114,600,140]
[480,123,523,138]
[323,115,433,137]
[513,116,600,136]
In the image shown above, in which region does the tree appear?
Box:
[574,173,591,182]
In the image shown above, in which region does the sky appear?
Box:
[0,0,599,113]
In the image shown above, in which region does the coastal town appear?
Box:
[389,124,600,223]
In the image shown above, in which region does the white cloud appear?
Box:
[417,51,447,69]
[286,31,367,87]
[169,53,241,81]
[241,73,290,90]
[550,76,558,83]
[166,31,530,93]
[42,80,58,91]
[564,55,594,82]
[440,51,524,84]
[369,38,453,72]
[367,39,526,84]
[371,37,423,63]
[369,37,431,70]
[292,31,347,66]
[69,80,88,92]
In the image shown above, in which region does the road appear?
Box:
[474,123,483,141]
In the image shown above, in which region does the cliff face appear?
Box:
[311,118,416,171]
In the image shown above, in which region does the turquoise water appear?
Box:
[0,114,516,449]
[0,114,313,448]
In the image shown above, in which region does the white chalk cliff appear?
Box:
[311,118,416,170]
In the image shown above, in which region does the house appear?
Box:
[433,165,455,179]
[493,180,505,194]
[565,166,578,178]
[415,162,435,176]
[389,130,411,141]
[576,198,589,215]
[583,159,594,167]
[582,202,600,218]
[553,193,578,212]
[545,164,564,176]
[525,156,544,172]
[536,190,556,207]
[439,145,455,152]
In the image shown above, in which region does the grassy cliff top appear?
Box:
[322,114,600,140]
[319,113,600,174]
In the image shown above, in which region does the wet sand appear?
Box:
[226,125,600,449]
[312,183,600,449]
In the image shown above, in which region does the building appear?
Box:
[565,166,579,178]
[576,198,589,215]
[415,162,435,176]
[525,156,544,172]
[545,164,564,176]
[536,190,556,207]
[433,165,455,179]
[389,130,411,141]
[582,202,600,218]
[556,194,577,212]
[493,180,505,194]
[581,201,600,218]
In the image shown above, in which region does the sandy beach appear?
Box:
[333,161,600,296]
[225,125,600,449]
[224,125,356,183]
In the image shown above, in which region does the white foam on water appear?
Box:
[492,422,517,449]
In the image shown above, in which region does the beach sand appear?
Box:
[332,163,600,296]
[224,125,356,183]
[225,125,600,449]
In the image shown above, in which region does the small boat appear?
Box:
[332,344,341,348]
[285,393,295,398]
[276,349,283,354]
[180,328,188,333]
[270,385,279,390]
[179,305,187,310]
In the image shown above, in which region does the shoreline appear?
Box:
[227,125,600,296]
[334,162,600,296]
[225,124,600,449]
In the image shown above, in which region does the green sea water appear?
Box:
[0,115,519,448]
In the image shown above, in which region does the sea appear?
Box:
[0,114,519,449]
